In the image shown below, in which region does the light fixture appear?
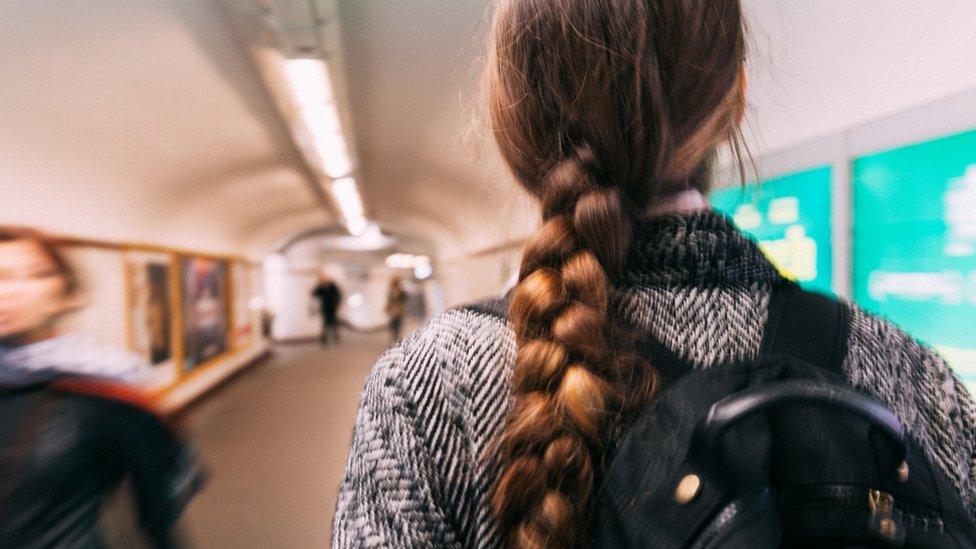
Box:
[331,176,364,218]
[414,263,433,280]
[271,52,380,239]
[281,57,352,179]
[385,253,432,272]
[319,231,397,252]
[329,176,370,235]
[346,217,369,237]
[385,253,413,269]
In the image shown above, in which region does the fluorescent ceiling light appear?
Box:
[327,177,379,239]
[346,216,369,237]
[282,57,352,179]
[319,232,397,252]
[385,253,411,269]
[332,176,366,223]
[282,57,335,103]
[414,263,434,280]
[272,53,380,239]
[386,253,432,270]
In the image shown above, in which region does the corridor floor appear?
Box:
[182,332,390,548]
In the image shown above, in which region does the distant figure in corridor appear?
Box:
[384,277,407,344]
[0,226,204,548]
[311,273,342,345]
[333,1,976,547]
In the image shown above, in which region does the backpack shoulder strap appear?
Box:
[759,283,852,376]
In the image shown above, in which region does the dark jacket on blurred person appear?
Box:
[312,280,342,324]
[332,211,976,548]
[0,337,203,549]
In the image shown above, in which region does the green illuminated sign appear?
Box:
[853,129,976,389]
[711,166,834,294]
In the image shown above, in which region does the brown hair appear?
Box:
[0,226,79,295]
[486,1,748,546]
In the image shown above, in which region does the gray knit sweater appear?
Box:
[333,211,976,548]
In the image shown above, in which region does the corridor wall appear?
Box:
[46,236,269,411]
[436,244,521,309]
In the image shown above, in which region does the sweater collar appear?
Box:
[619,209,785,287]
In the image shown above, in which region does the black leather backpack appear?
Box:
[594,284,976,548]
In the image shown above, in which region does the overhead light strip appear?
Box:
[281,57,353,179]
[275,53,375,236]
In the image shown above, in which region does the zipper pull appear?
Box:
[868,489,905,544]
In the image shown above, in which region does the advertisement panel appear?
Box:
[181,257,229,371]
[711,166,833,294]
[126,252,175,368]
[853,129,976,389]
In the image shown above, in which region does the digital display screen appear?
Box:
[711,166,834,295]
[853,129,976,390]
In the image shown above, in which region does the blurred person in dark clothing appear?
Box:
[311,273,342,345]
[0,227,204,548]
[384,277,406,344]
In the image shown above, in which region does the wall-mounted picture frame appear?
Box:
[180,256,230,371]
[125,251,176,366]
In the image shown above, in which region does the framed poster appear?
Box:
[711,166,834,294]
[125,251,175,371]
[181,257,229,371]
[232,261,254,348]
[853,129,976,391]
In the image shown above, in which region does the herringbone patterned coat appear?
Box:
[333,211,976,548]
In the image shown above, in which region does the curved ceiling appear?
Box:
[336,0,538,260]
[0,0,328,257]
[336,0,976,259]
[3,0,975,262]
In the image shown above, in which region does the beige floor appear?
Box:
[181,332,389,548]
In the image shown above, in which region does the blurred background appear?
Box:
[1,0,975,546]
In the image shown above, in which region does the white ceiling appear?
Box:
[335,0,976,257]
[0,0,328,257]
[336,0,537,260]
[743,0,976,154]
[3,0,975,260]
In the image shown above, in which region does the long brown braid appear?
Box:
[485,0,748,547]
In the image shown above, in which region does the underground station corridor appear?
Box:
[3,0,976,547]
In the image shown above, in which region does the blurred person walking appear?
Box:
[311,273,342,346]
[0,227,204,548]
[384,277,406,344]
[333,1,976,547]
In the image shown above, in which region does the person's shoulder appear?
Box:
[389,295,511,366]
[363,295,514,408]
[411,294,511,359]
[842,300,949,378]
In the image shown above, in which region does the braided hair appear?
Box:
[485,1,748,547]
